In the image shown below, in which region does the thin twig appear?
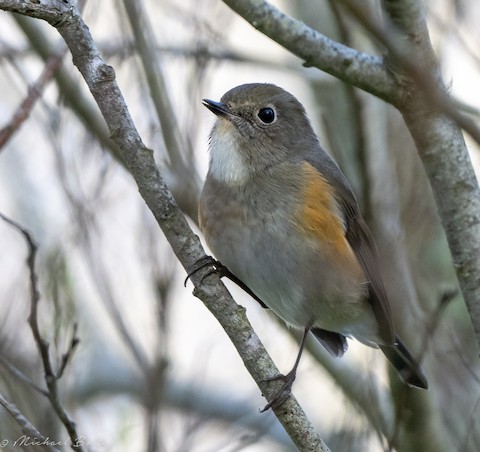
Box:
[56,323,80,380]
[450,335,480,385]
[0,356,49,397]
[417,288,457,362]
[0,212,85,452]
[0,392,61,452]
[0,43,67,150]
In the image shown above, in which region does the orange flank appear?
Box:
[296,163,359,270]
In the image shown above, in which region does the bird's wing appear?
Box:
[340,198,395,344]
[307,157,395,345]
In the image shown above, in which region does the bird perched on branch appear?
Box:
[198,83,428,410]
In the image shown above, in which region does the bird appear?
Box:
[197,82,428,409]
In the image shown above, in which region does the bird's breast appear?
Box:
[199,166,367,330]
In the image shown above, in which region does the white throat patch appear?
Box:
[208,120,249,184]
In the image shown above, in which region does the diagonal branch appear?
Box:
[0,392,61,452]
[221,0,398,101]
[0,356,49,397]
[0,1,330,449]
[0,43,67,150]
[11,13,123,160]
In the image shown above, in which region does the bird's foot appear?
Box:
[184,255,228,287]
[260,369,297,412]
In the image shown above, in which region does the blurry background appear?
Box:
[0,0,479,450]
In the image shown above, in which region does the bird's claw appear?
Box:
[260,370,296,412]
[184,256,226,287]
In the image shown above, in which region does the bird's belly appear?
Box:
[202,207,369,333]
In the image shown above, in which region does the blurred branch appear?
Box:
[0,43,67,150]
[55,324,79,380]
[0,42,31,59]
[461,395,480,452]
[81,226,150,371]
[122,0,192,169]
[47,126,150,372]
[427,6,480,70]
[11,14,123,160]
[418,289,457,363]
[0,212,84,451]
[338,0,480,146]
[305,337,394,439]
[451,335,480,385]
[0,356,49,397]
[0,2,330,450]
[121,0,200,221]
[0,392,61,452]
[74,361,294,448]
[0,41,303,75]
[98,40,315,78]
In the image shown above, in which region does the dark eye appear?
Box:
[257,107,275,124]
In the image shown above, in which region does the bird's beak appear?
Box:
[202,99,232,118]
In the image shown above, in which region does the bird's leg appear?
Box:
[261,325,311,412]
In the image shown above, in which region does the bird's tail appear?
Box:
[380,336,428,389]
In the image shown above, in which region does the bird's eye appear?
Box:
[257,107,275,124]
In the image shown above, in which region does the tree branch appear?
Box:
[339,0,480,145]
[0,1,330,449]
[221,0,398,100]
[0,0,69,23]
